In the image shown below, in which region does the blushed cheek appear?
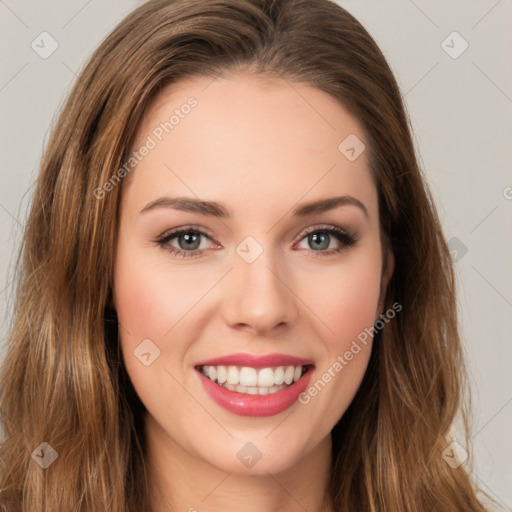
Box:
[114,250,185,344]
[113,253,176,401]
[114,269,161,345]
[305,267,380,424]
[304,260,382,352]
[112,247,175,387]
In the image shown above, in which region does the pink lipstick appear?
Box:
[195,353,314,417]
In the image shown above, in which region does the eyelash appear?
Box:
[154,225,358,259]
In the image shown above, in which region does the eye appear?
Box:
[154,227,216,259]
[294,226,358,256]
[154,225,358,259]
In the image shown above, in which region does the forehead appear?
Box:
[122,72,378,226]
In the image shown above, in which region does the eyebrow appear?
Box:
[140,195,368,219]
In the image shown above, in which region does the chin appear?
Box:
[198,435,312,476]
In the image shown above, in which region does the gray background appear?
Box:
[1,0,511,509]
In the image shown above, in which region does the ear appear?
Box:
[377,247,394,316]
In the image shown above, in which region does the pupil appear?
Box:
[180,233,200,250]
[310,233,329,251]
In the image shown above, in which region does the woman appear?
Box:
[0,0,491,510]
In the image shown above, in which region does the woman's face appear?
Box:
[114,72,393,475]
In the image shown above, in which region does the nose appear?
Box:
[221,247,298,335]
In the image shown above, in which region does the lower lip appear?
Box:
[196,368,314,417]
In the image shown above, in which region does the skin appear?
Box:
[114,71,394,512]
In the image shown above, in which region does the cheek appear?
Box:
[113,244,198,345]
[114,268,169,346]
[113,243,193,417]
[301,252,383,347]
[113,236,218,388]
[295,249,382,422]
[112,236,185,381]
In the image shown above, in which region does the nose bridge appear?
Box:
[221,236,297,334]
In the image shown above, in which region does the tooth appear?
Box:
[217,365,227,384]
[239,367,258,387]
[284,366,294,385]
[257,367,275,387]
[204,363,307,390]
[274,366,285,385]
[227,366,239,385]
[219,380,292,395]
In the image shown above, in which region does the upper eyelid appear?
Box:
[158,224,214,239]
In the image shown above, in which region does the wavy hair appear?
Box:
[0,0,490,510]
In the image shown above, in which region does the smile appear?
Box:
[198,364,311,395]
[194,353,315,417]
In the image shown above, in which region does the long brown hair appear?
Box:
[0,0,490,510]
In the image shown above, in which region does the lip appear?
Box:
[194,352,314,369]
[195,362,314,417]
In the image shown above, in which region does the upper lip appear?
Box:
[195,352,315,369]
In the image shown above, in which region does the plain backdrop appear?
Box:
[1,0,511,509]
